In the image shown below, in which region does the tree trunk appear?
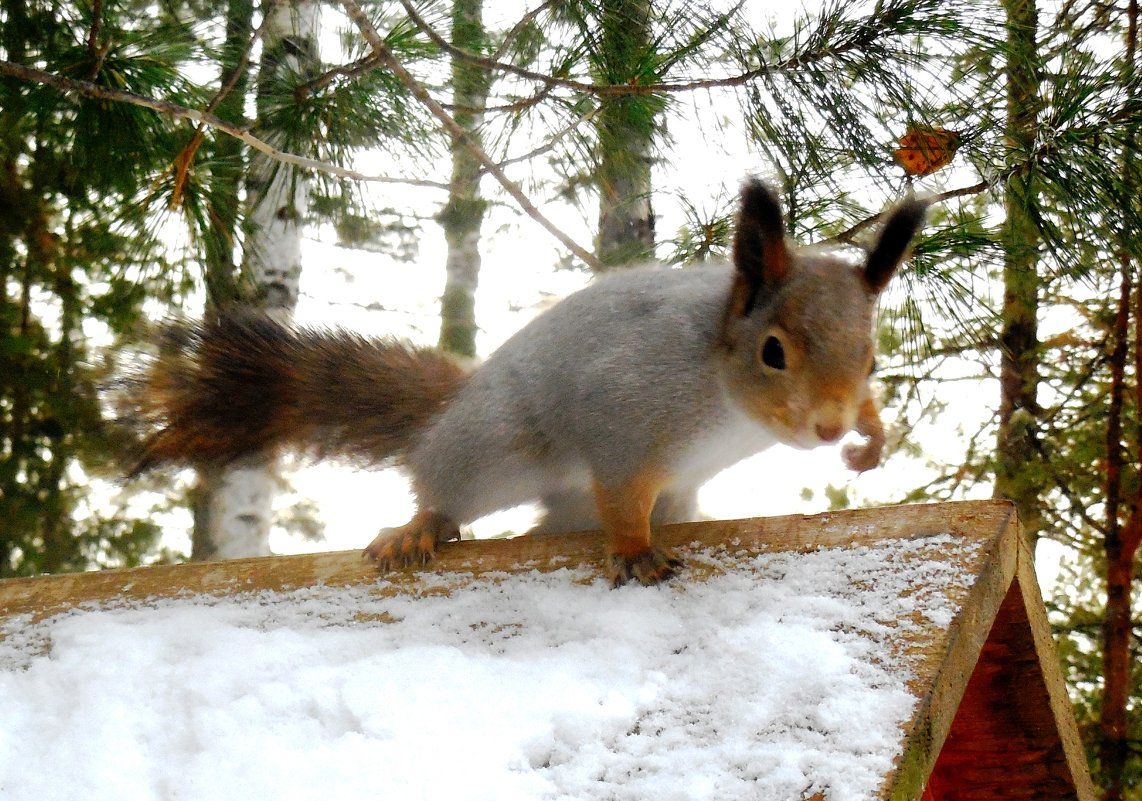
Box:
[192,462,279,560]
[200,0,254,308]
[1100,252,1134,801]
[993,0,1043,542]
[594,0,655,270]
[438,0,489,358]
[193,0,320,560]
[1099,511,1141,801]
[244,1,318,315]
[1098,5,1139,798]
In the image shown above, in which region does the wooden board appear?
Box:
[0,499,1094,801]
[0,500,1013,623]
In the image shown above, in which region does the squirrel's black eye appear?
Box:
[761,336,786,370]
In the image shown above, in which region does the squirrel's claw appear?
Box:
[363,511,460,571]
[607,547,683,588]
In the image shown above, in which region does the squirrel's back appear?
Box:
[405,262,766,522]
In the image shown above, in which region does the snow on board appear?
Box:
[0,528,988,801]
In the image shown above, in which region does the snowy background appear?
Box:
[0,532,982,801]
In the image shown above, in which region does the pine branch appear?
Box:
[444,83,553,115]
[486,104,598,173]
[396,0,597,94]
[1028,430,1111,539]
[0,59,450,190]
[824,181,991,247]
[170,0,278,207]
[338,0,602,270]
[490,0,563,62]
[294,51,386,98]
[395,0,933,98]
[86,0,109,79]
[825,90,1140,249]
[206,4,271,118]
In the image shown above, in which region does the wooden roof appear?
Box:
[0,500,1094,801]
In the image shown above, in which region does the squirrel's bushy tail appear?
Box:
[127,312,468,474]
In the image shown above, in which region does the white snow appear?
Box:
[0,533,981,801]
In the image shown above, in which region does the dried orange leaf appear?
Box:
[894,126,961,177]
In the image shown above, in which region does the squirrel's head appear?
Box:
[719,178,927,451]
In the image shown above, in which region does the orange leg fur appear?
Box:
[363,510,460,571]
[593,473,682,587]
[841,396,886,473]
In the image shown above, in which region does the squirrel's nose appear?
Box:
[815,422,844,443]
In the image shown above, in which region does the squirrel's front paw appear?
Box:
[842,439,882,473]
[843,398,886,473]
[363,511,460,571]
[607,547,683,588]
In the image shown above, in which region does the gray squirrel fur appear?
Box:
[411,262,767,530]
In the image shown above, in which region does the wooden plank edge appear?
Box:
[880,501,1020,801]
[0,500,1016,626]
[1013,534,1097,801]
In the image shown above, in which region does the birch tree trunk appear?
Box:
[438,0,489,358]
[193,0,320,561]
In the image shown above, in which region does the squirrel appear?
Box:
[128,178,927,587]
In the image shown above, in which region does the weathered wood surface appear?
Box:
[0,500,1012,622]
[0,499,1094,801]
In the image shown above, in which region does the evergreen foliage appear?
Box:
[1,0,200,575]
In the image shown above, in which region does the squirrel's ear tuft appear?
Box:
[864,197,929,294]
[730,178,788,317]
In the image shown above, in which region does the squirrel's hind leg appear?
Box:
[650,489,699,526]
[593,474,682,588]
[532,488,598,534]
[363,510,461,571]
